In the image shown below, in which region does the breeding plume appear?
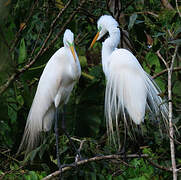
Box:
[91,15,168,146]
[18,29,81,153]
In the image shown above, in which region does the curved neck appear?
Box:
[66,46,81,77]
[102,27,120,75]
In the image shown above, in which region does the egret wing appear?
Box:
[18,48,71,153]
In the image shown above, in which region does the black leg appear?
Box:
[135,125,142,157]
[61,105,82,161]
[119,124,127,161]
[54,107,62,179]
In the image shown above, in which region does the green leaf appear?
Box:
[145,51,161,74]
[24,175,31,180]
[169,39,181,45]
[17,95,24,107]
[29,171,38,180]
[79,56,88,68]
[91,172,97,180]
[18,38,27,64]
[8,104,17,124]
[128,13,137,30]
[98,174,105,180]
[129,176,147,180]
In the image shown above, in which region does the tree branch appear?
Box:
[160,0,174,10]
[42,154,148,180]
[176,0,181,17]
[157,46,178,180]
[152,67,181,79]
[146,158,172,172]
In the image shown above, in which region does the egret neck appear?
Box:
[102,27,120,77]
[67,46,81,81]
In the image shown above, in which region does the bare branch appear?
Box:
[157,46,179,180]
[42,154,149,180]
[176,0,181,18]
[170,46,178,74]
[152,67,181,79]
[136,11,159,18]
[160,0,174,10]
[146,158,172,172]
[168,46,178,180]
[156,50,169,69]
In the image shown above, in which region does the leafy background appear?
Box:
[0,0,181,179]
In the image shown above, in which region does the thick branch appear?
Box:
[168,46,178,180]
[42,154,148,180]
[157,46,178,180]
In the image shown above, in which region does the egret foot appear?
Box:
[60,162,77,169]
[117,147,127,161]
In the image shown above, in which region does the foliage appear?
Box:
[0,0,180,179]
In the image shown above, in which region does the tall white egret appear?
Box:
[18,29,81,171]
[91,15,168,149]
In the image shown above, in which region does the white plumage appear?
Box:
[18,29,81,153]
[91,15,168,146]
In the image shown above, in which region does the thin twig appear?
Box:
[146,158,172,172]
[41,0,86,55]
[10,0,39,52]
[156,50,169,69]
[0,151,20,164]
[0,166,24,180]
[176,0,181,18]
[152,67,181,79]
[136,11,159,18]
[30,27,43,58]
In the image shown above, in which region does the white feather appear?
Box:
[95,15,168,146]
[18,30,81,153]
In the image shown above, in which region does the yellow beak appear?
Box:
[90,32,100,48]
[70,45,76,62]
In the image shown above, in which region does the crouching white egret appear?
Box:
[18,29,81,172]
[91,15,168,149]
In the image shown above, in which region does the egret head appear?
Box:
[90,15,119,48]
[63,29,76,61]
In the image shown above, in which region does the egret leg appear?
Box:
[118,124,127,160]
[61,105,82,161]
[135,125,142,157]
[54,108,62,179]
[120,127,127,154]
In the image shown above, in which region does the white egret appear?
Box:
[91,15,168,148]
[18,29,81,170]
